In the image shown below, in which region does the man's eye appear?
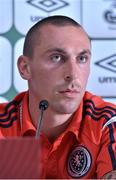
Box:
[79,55,88,63]
[51,55,62,62]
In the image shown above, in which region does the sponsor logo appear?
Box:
[95,54,116,73]
[27,0,69,12]
[104,1,116,24]
[67,146,92,178]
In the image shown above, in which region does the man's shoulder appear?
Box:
[0,91,27,135]
[84,91,116,108]
[0,91,26,113]
[83,91,116,125]
[81,92,116,144]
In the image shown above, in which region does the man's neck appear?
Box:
[28,92,73,142]
[29,104,72,142]
[41,111,72,143]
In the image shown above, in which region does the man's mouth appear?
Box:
[59,89,79,98]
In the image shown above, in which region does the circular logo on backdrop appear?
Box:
[67,146,92,178]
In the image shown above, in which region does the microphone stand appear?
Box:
[35,100,49,139]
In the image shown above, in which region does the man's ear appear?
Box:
[17,55,31,80]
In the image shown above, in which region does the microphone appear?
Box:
[35,100,49,139]
[39,100,49,111]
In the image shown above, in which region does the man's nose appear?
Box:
[64,61,79,82]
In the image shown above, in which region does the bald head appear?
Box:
[23,15,88,58]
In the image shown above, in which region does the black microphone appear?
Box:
[35,100,49,139]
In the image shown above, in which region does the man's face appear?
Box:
[28,25,91,114]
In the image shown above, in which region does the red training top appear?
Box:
[0,91,116,179]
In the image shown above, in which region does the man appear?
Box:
[0,15,116,179]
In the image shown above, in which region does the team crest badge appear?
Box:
[67,146,92,178]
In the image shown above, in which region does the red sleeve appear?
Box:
[96,122,116,178]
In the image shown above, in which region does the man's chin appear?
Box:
[55,105,78,114]
[51,98,80,114]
